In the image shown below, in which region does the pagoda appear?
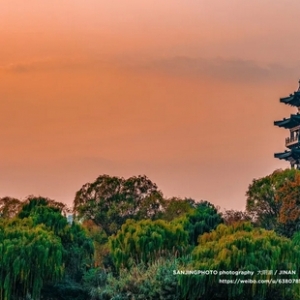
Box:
[274,81,300,169]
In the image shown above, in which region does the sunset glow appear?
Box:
[1,1,300,210]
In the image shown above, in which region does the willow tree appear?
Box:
[17,196,94,282]
[0,218,64,300]
[178,222,300,300]
[109,219,188,270]
[173,200,223,245]
[81,219,108,267]
[19,195,70,218]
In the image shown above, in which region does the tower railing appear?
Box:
[286,135,300,147]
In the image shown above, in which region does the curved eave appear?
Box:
[274,114,300,128]
[274,149,300,160]
[280,92,300,107]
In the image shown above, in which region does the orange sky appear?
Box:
[1,1,300,210]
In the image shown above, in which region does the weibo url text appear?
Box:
[219,279,300,284]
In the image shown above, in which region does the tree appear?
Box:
[81,219,108,268]
[18,196,70,236]
[222,209,252,225]
[109,219,188,270]
[179,222,300,300]
[174,200,223,245]
[0,196,22,219]
[19,195,71,218]
[84,258,186,300]
[160,197,194,222]
[73,175,164,235]
[246,168,298,230]
[15,196,94,299]
[276,172,300,237]
[0,218,64,299]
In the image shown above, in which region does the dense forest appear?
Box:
[1,169,300,299]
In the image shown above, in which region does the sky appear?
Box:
[1,1,300,211]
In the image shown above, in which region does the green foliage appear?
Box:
[109,219,188,270]
[43,279,88,300]
[160,197,194,221]
[74,175,164,235]
[82,268,111,300]
[63,222,95,281]
[0,196,94,299]
[84,257,189,300]
[18,196,94,277]
[178,222,300,300]
[0,218,64,300]
[4,170,300,299]
[82,220,109,268]
[19,195,70,218]
[246,168,300,237]
[246,168,298,230]
[174,200,223,245]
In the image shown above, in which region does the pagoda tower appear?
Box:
[274,81,300,169]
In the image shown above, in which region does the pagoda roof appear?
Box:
[274,114,300,128]
[280,91,300,107]
[274,148,300,161]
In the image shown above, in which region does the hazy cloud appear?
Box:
[2,55,299,86]
[140,56,300,84]
[0,57,99,73]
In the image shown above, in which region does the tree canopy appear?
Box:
[109,218,188,270]
[276,172,300,237]
[73,175,164,235]
[3,170,300,299]
[179,222,300,300]
[0,218,64,299]
[246,168,299,231]
[173,200,223,245]
[0,196,22,219]
[0,196,94,300]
